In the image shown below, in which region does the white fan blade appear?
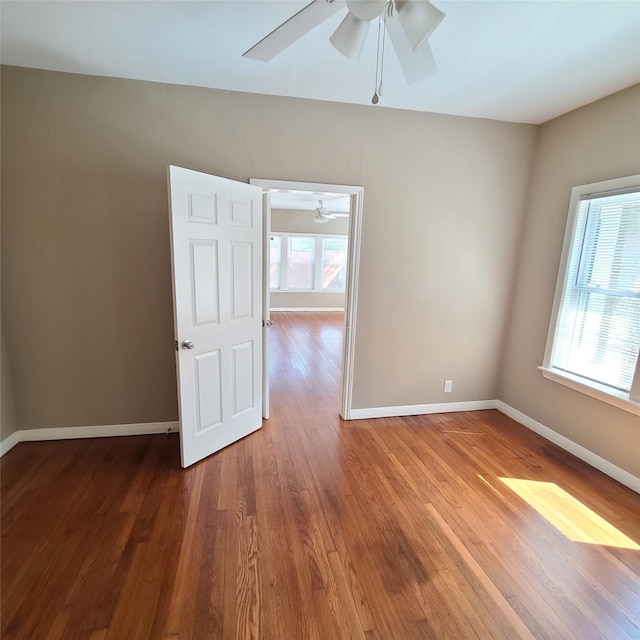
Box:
[386,13,437,84]
[243,0,345,61]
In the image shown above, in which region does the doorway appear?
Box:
[268,311,346,416]
[250,179,364,421]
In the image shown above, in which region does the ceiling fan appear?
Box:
[243,0,445,103]
[314,199,345,223]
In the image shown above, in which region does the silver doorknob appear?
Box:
[181,340,195,350]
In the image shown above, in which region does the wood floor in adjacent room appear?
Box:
[2,311,639,639]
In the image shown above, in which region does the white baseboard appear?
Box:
[349,400,496,420]
[271,307,344,312]
[495,401,640,494]
[2,402,637,494]
[347,399,639,493]
[0,430,20,457]
[0,421,179,457]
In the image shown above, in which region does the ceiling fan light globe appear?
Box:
[398,0,445,51]
[346,0,388,21]
[330,12,370,60]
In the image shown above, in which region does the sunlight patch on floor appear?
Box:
[499,477,640,550]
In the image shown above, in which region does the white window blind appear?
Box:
[550,189,640,394]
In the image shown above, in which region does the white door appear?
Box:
[168,166,263,468]
[261,191,272,419]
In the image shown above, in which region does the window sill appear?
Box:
[538,367,640,417]
[270,289,346,294]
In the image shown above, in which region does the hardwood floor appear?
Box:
[2,311,639,639]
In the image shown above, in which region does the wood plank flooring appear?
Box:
[2,311,639,639]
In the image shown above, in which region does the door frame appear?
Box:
[261,190,272,419]
[250,178,364,420]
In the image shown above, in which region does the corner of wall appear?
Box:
[1,319,19,442]
[495,84,640,479]
[1,88,19,441]
[495,123,543,398]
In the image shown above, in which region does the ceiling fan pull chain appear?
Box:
[378,9,388,96]
[372,13,383,104]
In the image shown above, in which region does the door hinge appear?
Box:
[175,340,179,351]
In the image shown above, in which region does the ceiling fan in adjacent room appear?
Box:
[243,0,445,104]
[314,200,348,223]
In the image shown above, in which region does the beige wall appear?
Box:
[1,322,17,441]
[270,292,345,310]
[499,85,640,477]
[0,61,17,442]
[351,114,536,408]
[1,65,536,431]
[271,208,347,310]
[271,209,349,235]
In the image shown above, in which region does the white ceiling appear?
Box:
[270,189,351,212]
[1,1,639,124]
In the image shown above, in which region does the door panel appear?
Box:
[230,199,253,226]
[168,165,262,468]
[191,241,220,325]
[187,189,217,222]
[232,341,255,416]
[230,241,253,319]
[194,351,223,432]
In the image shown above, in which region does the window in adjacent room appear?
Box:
[269,235,282,290]
[541,175,640,415]
[321,237,348,291]
[270,233,348,293]
[288,236,315,289]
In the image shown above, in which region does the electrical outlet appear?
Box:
[444,379,453,393]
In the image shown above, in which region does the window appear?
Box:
[321,237,348,290]
[269,233,348,292]
[542,176,640,415]
[288,236,315,289]
[269,235,281,290]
